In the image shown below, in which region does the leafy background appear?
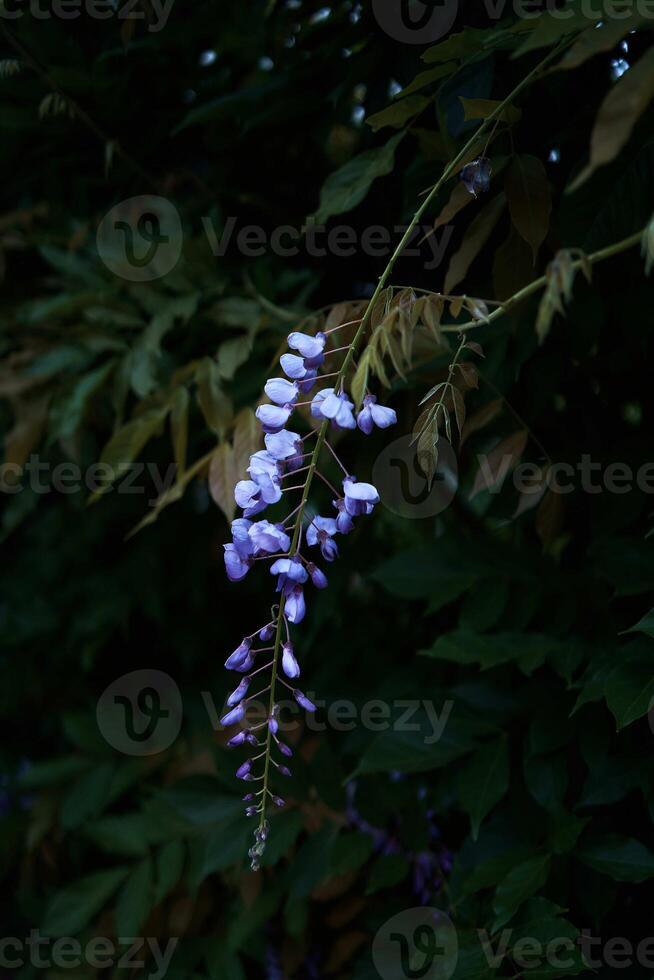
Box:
[2,1,654,977]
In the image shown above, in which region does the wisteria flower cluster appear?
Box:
[220,323,396,868]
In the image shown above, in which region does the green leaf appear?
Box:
[155,839,186,903]
[19,756,90,789]
[366,95,431,133]
[85,813,150,858]
[605,660,654,731]
[60,763,116,831]
[330,832,374,877]
[356,708,491,776]
[365,854,409,895]
[42,867,129,937]
[627,607,654,639]
[458,736,509,840]
[577,835,654,882]
[206,945,246,980]
[400,64,454,97]
[92,406,169,496]
[170,386,189,474]
[115,856,154,936]
[312,133,404,225]
[492,855,551,931]
[373,547,477,600]
[422,630,560,676]
[196,357,232,438]
[48,361,115,443]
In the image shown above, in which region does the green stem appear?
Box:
[254,43,564,842]
[442,228,645,334]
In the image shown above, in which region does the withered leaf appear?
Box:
[470,429,528,498]
[570,48,654,192]
[209,443,237,523]
[505,154,552,263]
[460,398,503,447]
[444,193,506,294]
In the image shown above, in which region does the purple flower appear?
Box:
[259,624,274,641]
[311,388,356,429]
[249,520,291,555]
[270,556,308,592]
[306,516,339,561]
[357,394,397,435]
[227,676,251,707]
[248,450,281,480]
[460,157,492,197]
[288,331,326,360]
[333,499,354,534]
[228,731,255,747]
[245,805,258,817]
[280,353,309,379]
[343,475,379,516]
[272,795,285,807]
[225,638,252,670]
[235,476,281,519]
[278,765,292,777]
[307,563,328,589]
[224,544,252,582]
[221,703,246,727]
[236,760,253,780]
[285,585,306,624]
[277,740,293,757]
[256,404,293,434]
[293,689,316,712]
[265,430,304,469]
[231,518,254,558]
[269,716,279,735]
[264,378,299,406]
[282,642,300,679]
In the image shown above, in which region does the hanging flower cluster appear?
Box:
[220,323,396,868]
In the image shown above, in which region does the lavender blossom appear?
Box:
[460,156,492,197]
[282,642,300,679]
[306,516,339,561]
[224,544,252,582]
[249,521,291,554]
[285,585,306,624]
[288,330,326,360]
[220,703,246,727]
[357,394,397,434]
[264,378,300,406]
[270,557,308,592]
[225,638,252,670]
[280,353,309,379]
[221,319,393,866]
[227,676,251,706]
[255,404,293,433]
[307,563,328,589]
[311,388,356,429]
[342,475,380,516]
